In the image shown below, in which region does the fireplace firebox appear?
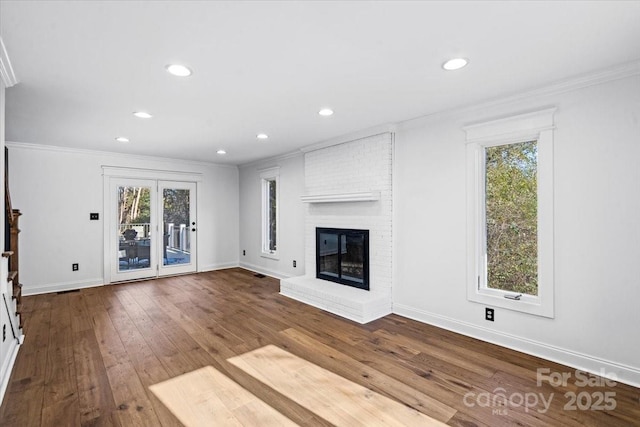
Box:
[316,228,369,290]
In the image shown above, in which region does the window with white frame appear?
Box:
[465,108,555,317]
[260,167,279,259]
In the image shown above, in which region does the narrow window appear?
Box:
[260,167,279,259]
[465,108,555,317]
[265,178,277,252]
[484,140,538,296]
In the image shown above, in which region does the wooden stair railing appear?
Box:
[8,210,22,329]
[5,146,22,331]
[3,251,21,337]
[2,236,22,331]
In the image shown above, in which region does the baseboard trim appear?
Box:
[238,262,290,280]
[200,262,239,272]
[22,278,104,296]
[0,337,20,407]
[393,304,640,388]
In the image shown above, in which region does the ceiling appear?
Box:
[1,1,639,165]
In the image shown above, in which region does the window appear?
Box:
[265,179,277,251]
[485,140,538,296]
[260,167,279,259]
[465,109,555,317]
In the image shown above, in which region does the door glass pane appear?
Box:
[118,186,152,271]
[318,232,339,278]
[163,188,191,266]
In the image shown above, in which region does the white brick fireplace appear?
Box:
[280,132,393,323]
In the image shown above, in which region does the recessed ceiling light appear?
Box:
[217,149,227,155]
[318,108,334,116]
[165,64,192,77]
[133,111,153,119]
[115,137,129,143]
[256,133,269,140]
[442,58,468,71]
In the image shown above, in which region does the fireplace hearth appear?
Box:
[316,228,369,290]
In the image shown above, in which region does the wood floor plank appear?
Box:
[89,296,162,427]
[41,293,80,426]
[69,292,95,336]
[278,326,457,423]
[112,288,201,376]
[115,287,217,373]
[229,345,449,426]
[100,287,182,427]
[373,329,496,378]
[1,268,638,427]
[72,329,121,427]
[0,294,53,427]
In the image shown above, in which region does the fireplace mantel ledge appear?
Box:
[301,191,380,203]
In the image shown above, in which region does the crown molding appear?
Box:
[5,141,238,170]
[398,60,640,131]
[0,37,18,88]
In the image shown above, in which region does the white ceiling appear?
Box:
[2,1,640,165]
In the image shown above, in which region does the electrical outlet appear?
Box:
[72,263,79,271]
[293,260,297,268]
[243,250,246,256]
[90,213,99,220]
[485,308,494,321]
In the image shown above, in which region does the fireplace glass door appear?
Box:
[316,228,369,290]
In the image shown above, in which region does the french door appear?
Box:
[108,178,197,283]
[158,181,197,276]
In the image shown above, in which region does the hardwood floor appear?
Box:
[1,268,638,426]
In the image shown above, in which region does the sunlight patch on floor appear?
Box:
[149,365,297,427]
[151,345,446,426]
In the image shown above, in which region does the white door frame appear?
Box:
[102,166,202,284]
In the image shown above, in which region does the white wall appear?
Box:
[239,153,305,278]
[393,74,640,386]
[7,144,239,295]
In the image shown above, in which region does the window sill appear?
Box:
[468,289,554,318]
[260,251,279,261]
